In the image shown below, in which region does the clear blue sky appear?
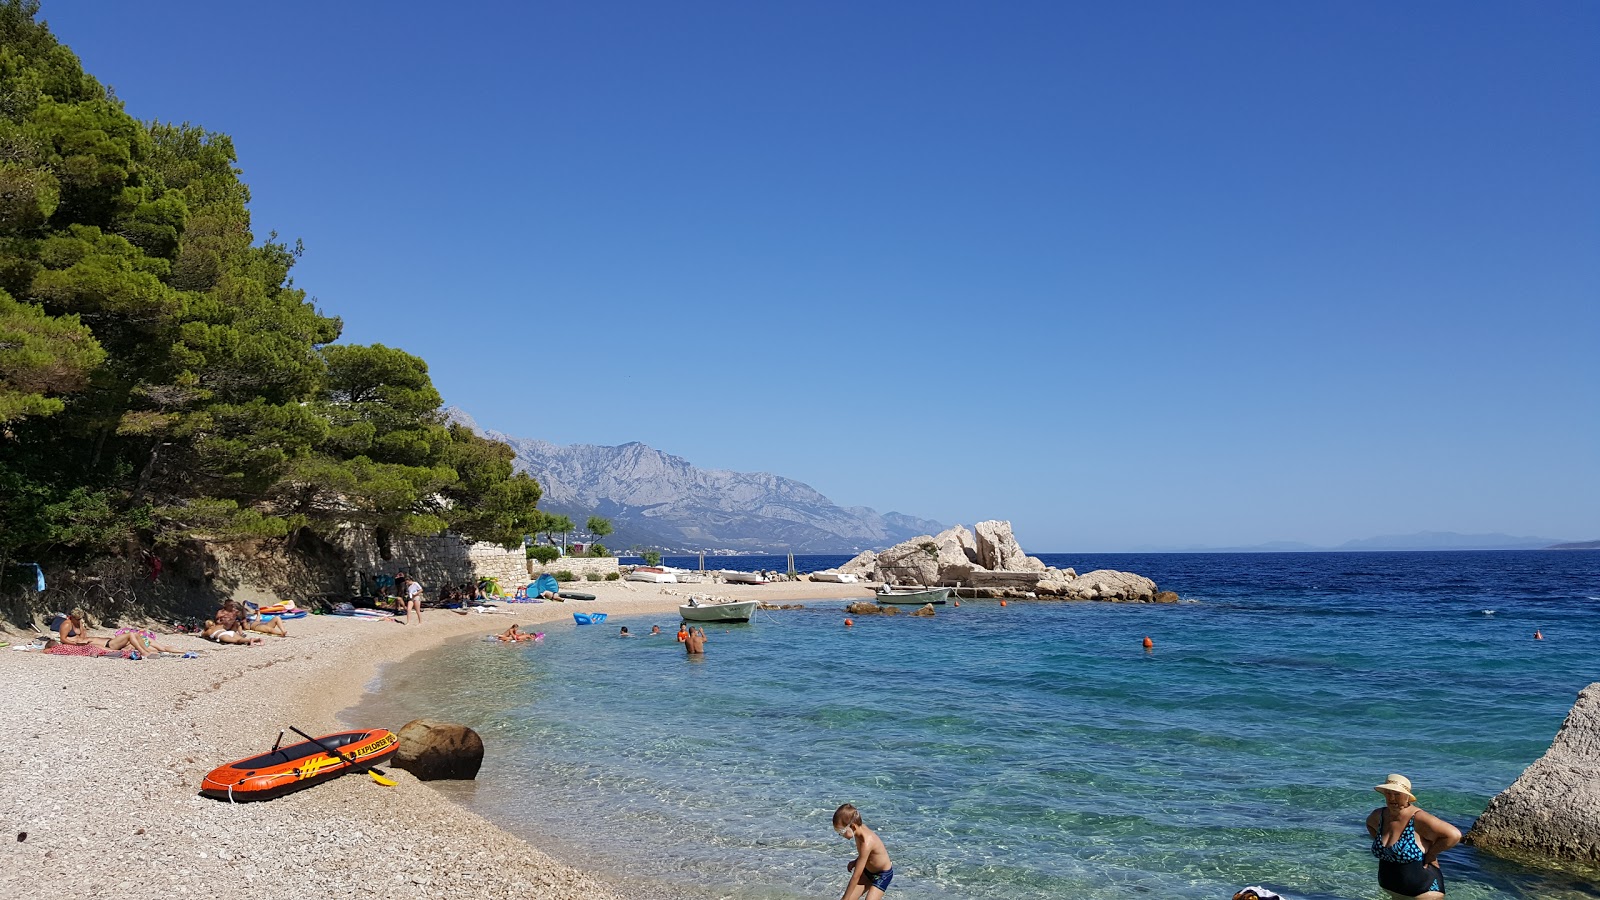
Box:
[41,1,1598,550]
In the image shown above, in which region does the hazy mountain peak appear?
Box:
[454,410,942,552]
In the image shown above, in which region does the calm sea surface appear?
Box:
[348,551,1600,899]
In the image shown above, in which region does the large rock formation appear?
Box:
[847,521,1163,602]
[393,719,485,781]
[1465,683,1600,869]
[975,520,1046,572]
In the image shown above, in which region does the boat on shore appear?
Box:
[626,567,678,583]
[876,586,951,605]
[678,598,760,623]
[720,570,769,585]
[809,571,858,583]
[200,728,398,801]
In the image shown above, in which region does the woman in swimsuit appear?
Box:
[1366,773,1461,899]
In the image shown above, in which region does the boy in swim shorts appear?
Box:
[833,803,893,900]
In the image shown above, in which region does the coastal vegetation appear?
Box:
[0,1,543,591]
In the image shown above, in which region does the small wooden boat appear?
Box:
[678,599,759,623]
[573,612,608,625]
[200,728,398,801]
[720,570,769,585]
[875,586,951,605]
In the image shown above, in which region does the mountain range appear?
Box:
[449,409,943,553]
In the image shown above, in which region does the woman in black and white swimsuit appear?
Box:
[1366,774,1461,899]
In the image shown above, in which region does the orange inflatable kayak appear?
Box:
[200,728,398,801]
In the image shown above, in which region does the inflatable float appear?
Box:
[558,591,596,601]
[573,612,607,625]
[200,728,398,801]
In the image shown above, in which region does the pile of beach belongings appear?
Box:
[509,574,558,602]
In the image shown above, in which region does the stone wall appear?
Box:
[334,527,531,591]
[528,557,620,579]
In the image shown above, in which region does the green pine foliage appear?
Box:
[0,1,542,571]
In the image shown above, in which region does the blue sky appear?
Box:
[41,1,1598,550]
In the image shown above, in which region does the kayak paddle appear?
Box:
[289,725,398,787]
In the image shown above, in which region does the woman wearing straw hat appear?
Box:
[1365,774,1461,899]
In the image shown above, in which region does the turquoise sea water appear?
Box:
[349,552,1600,899]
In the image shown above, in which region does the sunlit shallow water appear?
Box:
[347,551,1600,899]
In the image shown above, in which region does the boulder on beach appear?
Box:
[393,719,485,781]
[1465,682,1600,868]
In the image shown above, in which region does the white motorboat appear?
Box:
[626,567,678,584]
[875,586,951,605]
[809,571,859,583]
[678,598,760,623]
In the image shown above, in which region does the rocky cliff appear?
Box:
[447,409,943,553]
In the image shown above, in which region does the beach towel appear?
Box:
[43,644,109,657]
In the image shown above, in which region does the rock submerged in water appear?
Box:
[1465,683,1600,869]
[844,602,899,616]
[846,520,1166,603]
[393,719,484,781]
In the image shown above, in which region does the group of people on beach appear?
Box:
[39,595,293,658]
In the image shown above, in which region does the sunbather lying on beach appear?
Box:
[495,624,542,643]
[201,620,262,645]
[112,627,185,656]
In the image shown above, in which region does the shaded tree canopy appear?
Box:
[0,0,542,568]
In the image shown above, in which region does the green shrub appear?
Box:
[552,570,576,582]
[604,572,620,581]
[642,550,662,566]
[588,544,608,557]
[585,572,602,581]
[526,545,560,564]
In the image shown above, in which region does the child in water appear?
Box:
[832,803,893,900]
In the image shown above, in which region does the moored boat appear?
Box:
[678,599,760,623]
[875,586,951,605]
[200,728,398,801]
[720,570,769,585]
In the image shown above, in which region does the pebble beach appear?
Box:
[0,580,873,900]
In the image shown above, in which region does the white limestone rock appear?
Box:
[1466,683,1600,868]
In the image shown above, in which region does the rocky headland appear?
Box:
[834,520,1175,603]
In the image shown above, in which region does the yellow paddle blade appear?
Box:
[368,771,397,787]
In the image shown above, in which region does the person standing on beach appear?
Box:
[832,803,893,900]
[398,572,423,626]
[1366,774,1460,899]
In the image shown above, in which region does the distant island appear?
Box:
[1136,531,1578,553]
